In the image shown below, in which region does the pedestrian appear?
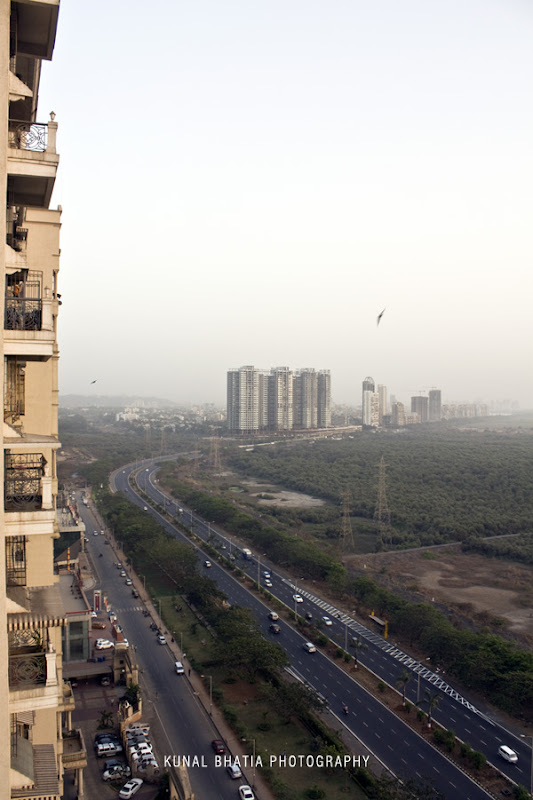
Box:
[188,668,191,677]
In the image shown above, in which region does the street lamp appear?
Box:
[520,735,533,799]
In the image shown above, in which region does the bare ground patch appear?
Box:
[346,547,533,642]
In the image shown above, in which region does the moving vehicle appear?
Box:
[211,739,226,754]
[322,616,332,626]
[293,594,303,603]
[241,548,253,560]
[269,624,281,634]
[175,661,185,674]
[303,642,317,653]
[227,763,242,779]
[157,634,166,645]
[498,745,518,763]
[238,786,255,800]
[268,611,279,620]
[204,560,212,568]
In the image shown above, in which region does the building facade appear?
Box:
[429,389,442,422]
[227,366,330,433]
[0,4,83,798]
[411,395,429,423]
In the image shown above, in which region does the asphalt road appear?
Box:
[109,458,530,800]
[79,499,255,800]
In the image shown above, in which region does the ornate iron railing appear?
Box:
[5,453,45,511]
[6,535,26,586]
[5,297,42,330]
[8,120,48,152]
[9,651,46,687]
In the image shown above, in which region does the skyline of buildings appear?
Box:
[227,366,331,433]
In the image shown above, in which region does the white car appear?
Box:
[498,745,518,763]
[157,634,166,645]
[175,661,185,674]
[103,765,131,781]
[119,778,143,799]
[204,560,212,568]
[293,594,303,603]
[95,639,114,650]
[125,578,132,585]
[265,579,273,587]
[322,616,332,626]
[238,786,255,800]
[303,642,317,653]
[227,763,242,779]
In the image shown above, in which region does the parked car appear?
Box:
[95,639,114,650]
[96,742,123,758]
[103,765,131,781]
[120,570,127,577]
[104,758,128,772]
[118,778,143,799]
[211,739,226,754]
[95,733,120,745]
[92,621,106,629]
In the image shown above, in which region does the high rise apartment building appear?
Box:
[0,4,81,797]
[411,395,429,423]
[227,366,330,433]
[362,376,379,427]
[429,389,442,421]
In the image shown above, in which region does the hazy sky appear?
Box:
[39,0,533,407]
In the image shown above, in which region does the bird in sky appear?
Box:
[377,308,386,326]
[90,379,97,384]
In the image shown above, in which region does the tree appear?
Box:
[423,688,440,728]
[396,669,412,706]
[350,635,368,666]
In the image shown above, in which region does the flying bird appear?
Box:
[90,380,97,384]
[377,308,386,326]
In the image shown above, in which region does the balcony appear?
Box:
[13,0,60,62]
[62,728,87,771]
[4,270,56,359]
[7,116,59,208]
[5,452,47,511]
[9,650,46,689]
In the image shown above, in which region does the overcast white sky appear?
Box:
[39,0,533,408]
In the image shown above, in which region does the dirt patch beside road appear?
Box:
[346,547,533,644]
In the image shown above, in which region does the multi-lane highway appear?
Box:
[110,457,533,799]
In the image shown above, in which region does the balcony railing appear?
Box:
[5,270,43,332]
[9,650,46,688]
[8,120,48,153]
[5,453,45,511]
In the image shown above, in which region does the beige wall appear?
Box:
[1,0,12,795]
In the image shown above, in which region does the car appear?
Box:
[119,778,143,799]
[96,742,123,757]
[104,758,129,771]
[305,612,313,621]
[211,739,226,754]
[204,560,212,568]
[95,733,120,744]
[120,570,127,577]
[91,611,98,618]
[175,661,185,674]
[227,763,242,779]
[303,642,317,653]
[269,624,281,634]
[132,589,139,597]
[101,676,111,686]
[293,594,303,603]
[265,579,273,587]
[116,562,122,569]
[157,634,166,645]
[498,745,518,763]
[125,578,132,585]
[322,616,332,626]
[92,621,106,629]
[263,571,270,578]
[238,786,255,800]
[103,765,131,781]
[268,611,279,621]
[100,529,105,535]
[93,531,99,536]
[95,639,114,650]
[129,743,153,758]
[84,536,89,543]
[143,506,148,511]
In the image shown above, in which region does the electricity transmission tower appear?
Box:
[340,491,355,552]
[208,435,221,471]
[373,456,391,548]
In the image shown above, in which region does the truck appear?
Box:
[241,548,253,560]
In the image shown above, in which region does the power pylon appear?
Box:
[208,435,221,471]
[340,491,355,552]
[374,456,391,547]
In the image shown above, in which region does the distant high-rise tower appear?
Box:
[317,370,331,428]
[429,389,442,422]
[227,366,262,432]
[391,401,406,427]
[377,384,388,424]
[294,369,318,428]
[362,376,379,427]
[268,367,293,430]
[411,395,429,423]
